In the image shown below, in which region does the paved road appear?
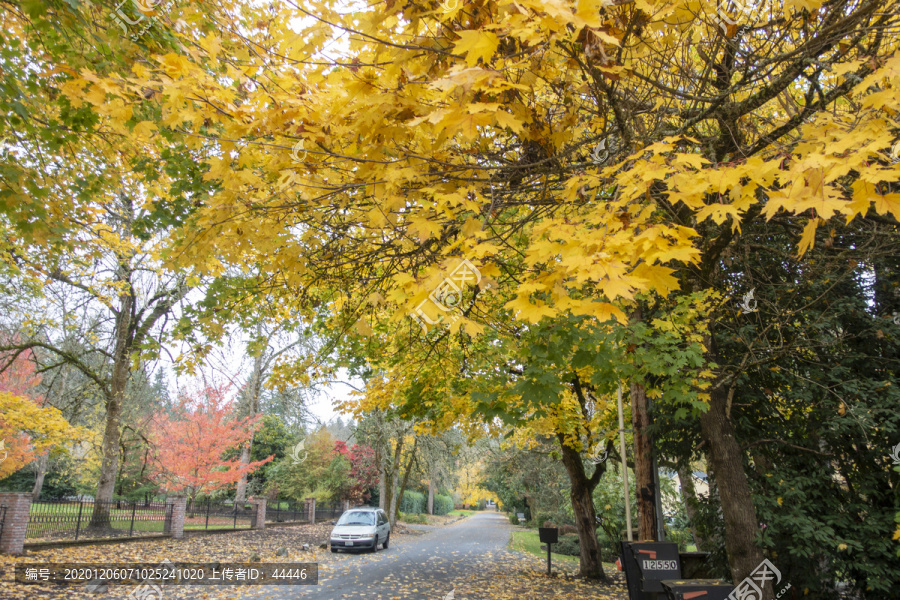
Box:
[213,511,625,600]
[265,511,513,599]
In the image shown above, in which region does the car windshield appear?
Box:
[337,511,376,526]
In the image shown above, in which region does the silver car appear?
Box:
[329,507,391,553]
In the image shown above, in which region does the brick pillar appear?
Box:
[306,497,316,525]
[164,496,186,539]
[249,497,266,530]
[0,492,32,555]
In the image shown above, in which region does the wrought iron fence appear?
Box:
[266,500,307,523]
[26,499,173,542]
[0,504,7,540]
[183,499,255,531]
[314,503,343,522]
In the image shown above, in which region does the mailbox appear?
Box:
[538,527,559,544]
[631,542,682,592]
[661,579,734,600]
[620,541,734,600]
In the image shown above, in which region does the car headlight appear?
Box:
[360,533,375,538]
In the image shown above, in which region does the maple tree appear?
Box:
[0,350,81,479]
[266,427,338,502]
[0,195,193,528]
[147,385,273,500]
[0,0,222,523]
[335,441,380,505]
[3,0,900,591]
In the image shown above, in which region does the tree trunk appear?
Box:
[631,382,657,541]
[387,437,404,527]
[700,335,772,596]
[395,438,417,519]
[90,394,123,528]
[91,292,134,528]
[557,433,611,583]
[388,467,401,527]
[377,447,386,510]
[677,464,707,550]
[31,452,49,501]
[428,480,434,515]
[235,348,264,503]
[234,445,252,503]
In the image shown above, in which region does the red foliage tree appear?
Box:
[0,349,50,476]
[148,385,273,499]
[346,443,378,505]
[0,348,44,401]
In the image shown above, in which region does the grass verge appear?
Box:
[509,530,580,566]
[509,530,618,572]
[447,509,477,517]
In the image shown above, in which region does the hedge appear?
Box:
[433,494,453,516]
[399,490,426,514]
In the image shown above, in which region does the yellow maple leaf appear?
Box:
[797,219,818,256]
[872,192,900,221]
[453,31,499,68]
[504,294,558,323]
[494,110,526,134]
[355,317,373,336]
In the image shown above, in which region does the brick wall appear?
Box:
[305,497,316,525]
[0,492,32,555]
[163,496,186,539]
[249,497,266,530]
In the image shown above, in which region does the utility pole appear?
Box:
[617,384,632,541]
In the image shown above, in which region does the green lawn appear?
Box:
[510,530,580,566]
[447,509,477,517]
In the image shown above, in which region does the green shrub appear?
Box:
[553,534,581,556]
[596,530,623,563]
[399,511,427,524]
[509,513,519,525]
[531,511,575,529]
[399,490,426,514]
[552,533,619,563]
[433,494,454,516]
[666,527,695,550]
[531,511,555,528]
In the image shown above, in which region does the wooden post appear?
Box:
[547,542,552,576]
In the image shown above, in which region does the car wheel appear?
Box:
[383,533,389,549]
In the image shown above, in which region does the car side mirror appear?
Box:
[331,520,337,525]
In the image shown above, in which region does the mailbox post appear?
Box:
[538,527,558,576]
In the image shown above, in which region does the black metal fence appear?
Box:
[315,503,343,522]
[26,499,173,542]
[0,504,6,540]
[266,500,307,523]
[183,499,255,531]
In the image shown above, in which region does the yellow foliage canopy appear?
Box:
[0,392,82,479]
